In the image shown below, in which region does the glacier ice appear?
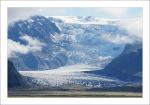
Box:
[20,64,125,89]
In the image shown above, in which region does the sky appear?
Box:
[8,7,142,24]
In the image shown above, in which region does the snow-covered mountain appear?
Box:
[8,15,142,90]
[8,16,127,71]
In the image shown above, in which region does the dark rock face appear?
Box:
[86,44,142,82]
[8,60,27,88]
[104,49,142,81]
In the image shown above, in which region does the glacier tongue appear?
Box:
[20,64,125,89]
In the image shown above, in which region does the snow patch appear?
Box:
[27,19,34,23]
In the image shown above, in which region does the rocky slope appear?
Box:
[86,43,142,82]
[8,60,28,88]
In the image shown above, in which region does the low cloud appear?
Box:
[101,34,134,44]
[101,18,142,44]
[117,18,143,39]
[20,35,45,51]
[8,35,45,58]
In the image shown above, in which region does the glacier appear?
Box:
[8,15,142,90]
[20,64,126,89]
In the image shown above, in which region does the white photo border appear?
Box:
[0,1,149,105]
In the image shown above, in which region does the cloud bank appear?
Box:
[101,18,142,44]
[8,35,45,58]
[101,34,134,44]
[118,18,143,39]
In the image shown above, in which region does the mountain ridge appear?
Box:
[85,43,142,82]
[8,15,126,71]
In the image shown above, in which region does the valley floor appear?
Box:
[10,64,142,97]
[8,90,142,97]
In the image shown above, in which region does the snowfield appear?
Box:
[50,16,119,25]
[20,64,125,89]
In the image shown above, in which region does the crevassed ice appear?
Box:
[20,64,124,88]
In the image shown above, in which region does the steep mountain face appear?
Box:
[8,16,68,71]
[86,43,142,82]
[8,16,128,71]
[8,60,27,88]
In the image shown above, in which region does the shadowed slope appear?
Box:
[8,60,28,88]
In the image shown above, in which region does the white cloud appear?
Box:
[8,35,45,58]
[8,8,67,24]
[8,39,30,57]
[117,18,143,39]
[101,17,142,44]
[101,34,134,44]
[20,35,45,51]
[98,8,128,18]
